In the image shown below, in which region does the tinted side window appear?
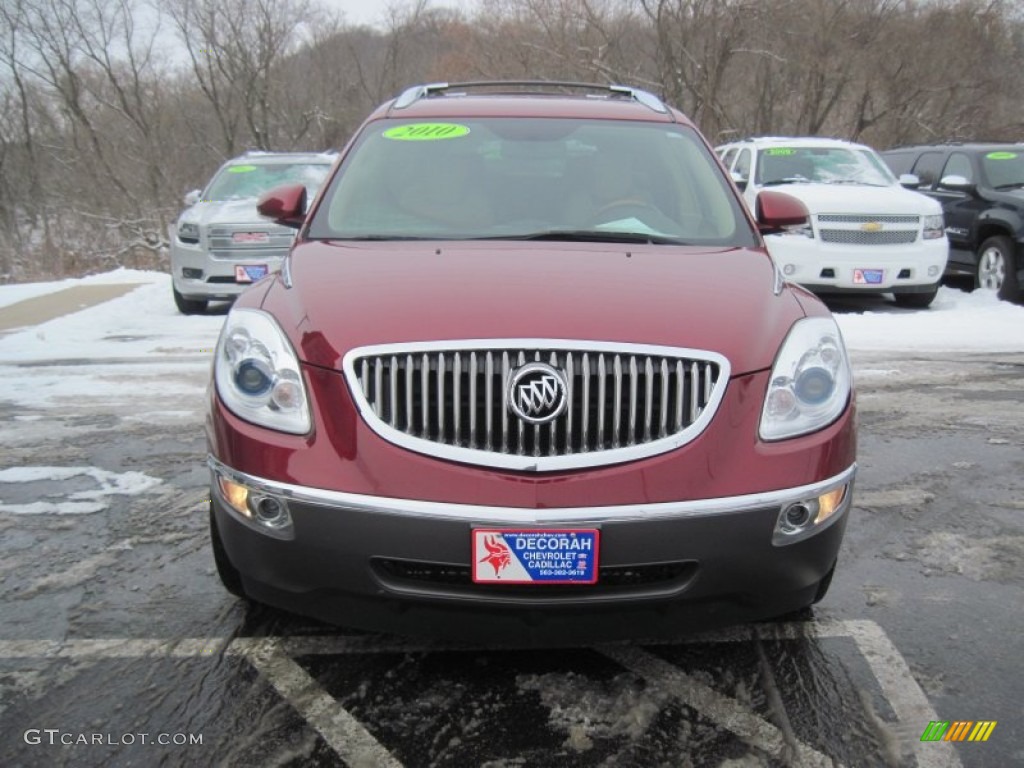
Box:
[942,152,974,183]
[882,151,913,176]
[734,149,752,179]
[911,152,945,187]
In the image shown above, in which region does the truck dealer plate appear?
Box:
[472,529,599,584]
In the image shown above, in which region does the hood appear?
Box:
[178,198,280,228]
[261,241,809,377]
[760,183,942,215]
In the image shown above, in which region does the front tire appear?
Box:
[210,505,247,598]
[894,288,938,308]
[173,287,208,315]
[975,235,1019,301]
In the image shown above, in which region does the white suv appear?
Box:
[717,137,948,307]
[170,151,335,314]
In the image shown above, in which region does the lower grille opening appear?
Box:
[373,558,698,595]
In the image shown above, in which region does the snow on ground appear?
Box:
[0,465,163,515]
[837,285,1024,354]
[0,268,161,310]
[0,270,1021,414]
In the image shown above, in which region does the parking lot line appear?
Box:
[0,620,964,767]
[235,637,404,768]
[598,644,836,766]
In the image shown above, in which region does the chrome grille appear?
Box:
[816,214,920,225]
[815,213,920,247]
[344,341,729,471]
[819,230,918,245]
[207,226,295,260]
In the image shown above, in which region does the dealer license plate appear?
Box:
[853,268,884,285]
[472,529,599,584]
[234,264,268,283]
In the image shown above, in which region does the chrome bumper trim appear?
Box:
[208,456,856,525]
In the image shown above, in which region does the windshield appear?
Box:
[308,118,755,246]
[204,162,331,201]
[980,149,1024,189]
[755,146,896,187]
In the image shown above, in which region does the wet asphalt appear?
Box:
[0,306,1021,767]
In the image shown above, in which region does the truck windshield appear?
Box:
[757,147,896,187]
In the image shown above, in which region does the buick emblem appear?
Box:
[508,363,568,424]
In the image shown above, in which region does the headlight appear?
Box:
[922,213,944,240]
[772,222,814,238]
[214,309,311,434]
[760,317,852,441]
[177,221,200,244]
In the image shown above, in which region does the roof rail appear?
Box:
[391,81,669,115]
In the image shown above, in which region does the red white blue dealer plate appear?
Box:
[472,529,600,584]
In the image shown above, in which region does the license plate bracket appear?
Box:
[853,268,884,285]
[472,529,599,584]
[234,264,269,283]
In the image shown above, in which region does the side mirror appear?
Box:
[755,190,809,234]
[183,189,201,207]
[898,173,921,189]
[731,171,748,191]
[257,184,307,228]
[938,175,976,195]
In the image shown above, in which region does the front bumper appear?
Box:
[170,240,285,301]
[210,457,856,642]
[766,235,948,293]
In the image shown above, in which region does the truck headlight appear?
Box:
[760,317,852,441]
[922,214,944,240]
[177,221,201,244]
[214,309,311,435]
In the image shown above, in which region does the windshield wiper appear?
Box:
[474,229,691,245]
[760,178,811,186]
[819,179,888,187]
[329,235,438,241]
[994,182,1024,190]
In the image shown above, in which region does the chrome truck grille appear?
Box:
[815,214,920,247]
[207,226,295,260]
[343,341,730,472]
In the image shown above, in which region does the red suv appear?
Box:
[206,82,857,643]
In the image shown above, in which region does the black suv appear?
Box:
[881,143,1023,301]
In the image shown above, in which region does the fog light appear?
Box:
[773,482,850,545]
[928,265,940,277]
[779,502,813,535]
[250,495,290,529]
[783,264,796,276]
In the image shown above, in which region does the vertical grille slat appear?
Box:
[420,353,430,438]
[644,357,654,443]
[597,354,608,449]
[469,352,478,449]
[612,355,622,449]
[581,353,591,452]
[516,351,526,455]
[453,352,462,445]
[628,356,638,446]
[351,344,723,464]
[659,359,670,439]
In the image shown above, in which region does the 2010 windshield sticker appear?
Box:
[986,151,1018,160]
[383,123,471,141]
[766,148,797,156]
[228,165,258,173]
